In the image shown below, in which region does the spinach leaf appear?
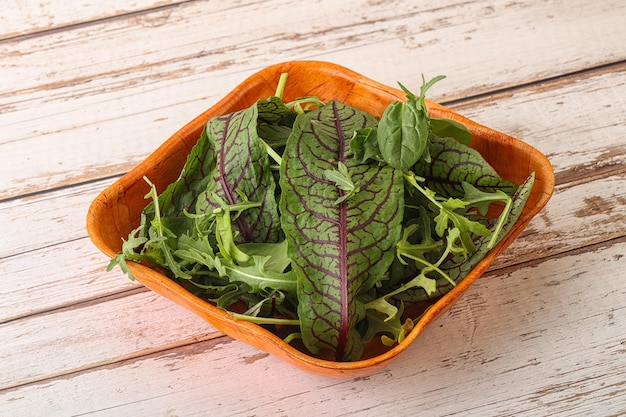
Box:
[377,76,444,170]
[279,101,404,361]
[429,117,472,146]
[139,125,217,237]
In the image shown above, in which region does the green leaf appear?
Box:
[173,234,224,274]
[142,126,217,223]
[280,100,404,361]
[434,197,492,253]
[395,172,535,302]
[365,272,436,324]
[257,95,295,147]
[238,240,292,273]
[429,117,472,145]
[376,76,445,170]
[360,304,414,346]
[142,178,193,280]
[242,290,286,317]
[460,182,513,249]
[195,104,282,244]
[366,297,400,323]
[349,128,381,163]
[323,161,360,205]
[395,219,443,265]
[222,255,297,293]
[377,99,428,170]
[192,282,252,310]
[413,135,519,198]
[460,182,510,216]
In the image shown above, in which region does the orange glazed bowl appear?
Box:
[86,61,554,378]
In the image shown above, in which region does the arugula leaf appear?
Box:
[238,240,292,273]
[349,127,381,163]
[360,303,414,346]
[323,161,361,205]
[393,172,535,302]
[222,255,297,293]
[434,196,491,253]
[395,219,442,265]
[460,182,513,249]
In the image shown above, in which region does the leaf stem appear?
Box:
[283,332,302,345]
[230,312,300,326]
[259,137,283,165]
[144,176,191,279]
[274,72,288,99]
[400,252,456,287]
[487,194,513,249]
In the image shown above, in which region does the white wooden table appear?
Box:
[2,1,625,415]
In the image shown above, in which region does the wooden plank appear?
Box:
[2,239,624,416]
[0,0,187,39]
[2,74,625,317]
[2,1,623,415]
[0,237,140,322]
[3,0,624,102]
[493,173,626,269]
[3,170,624,322]
[0,288,222,390]
[2,0,625,199]
[2,68,624,256]
[0,178,112,258]
[452,64,626,177]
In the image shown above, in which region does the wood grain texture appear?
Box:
[0,0,189,39]
[1,0,625,199]
[1,240,624,415]
[2,0,625,414]
[2,170,623,320]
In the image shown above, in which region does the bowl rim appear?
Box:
[87,60,555,377]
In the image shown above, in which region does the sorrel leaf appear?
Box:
[280,101,404,360]
[140,126,217,229]
[195,104,282,243]
[413,135,519,198]
[257,96,295,147]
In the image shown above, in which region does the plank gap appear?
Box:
[485,234,626,278]
[443,59,626,109]
[0,331,230,393]
[0,0,195,43]
[0,174,122,205]
[0,286,148,325]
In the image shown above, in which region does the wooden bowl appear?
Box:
[86,61,554,378]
